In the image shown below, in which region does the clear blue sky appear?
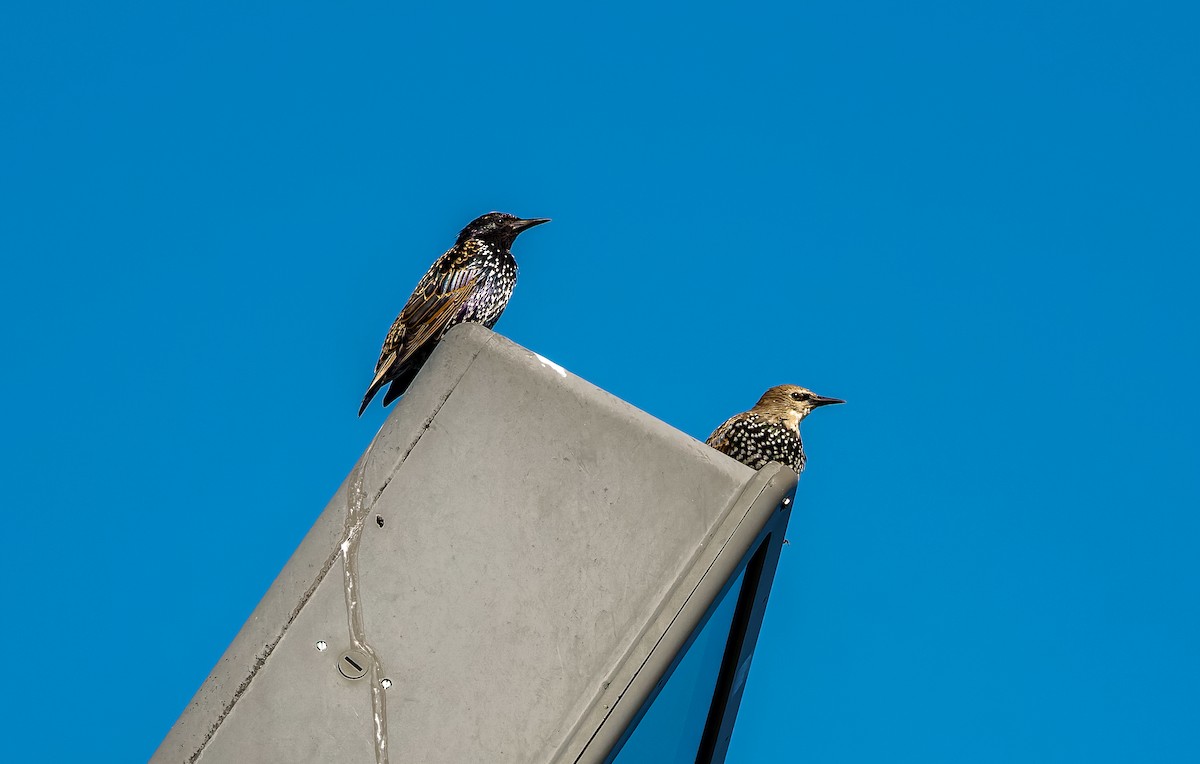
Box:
[2,2,1198,761]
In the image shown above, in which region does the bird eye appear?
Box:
[790,392,803,401]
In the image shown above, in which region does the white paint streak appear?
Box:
[341,452,391,764]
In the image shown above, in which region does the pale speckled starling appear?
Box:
[706,384,844,474]
[359,212,549,415]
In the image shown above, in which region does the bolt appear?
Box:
[338,649,371,680]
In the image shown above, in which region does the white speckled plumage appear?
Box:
[706,384,844,474]
[359,212,548,415]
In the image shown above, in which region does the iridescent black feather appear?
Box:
[359,212,549,415]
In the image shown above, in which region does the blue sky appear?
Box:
[2,1,1198,761]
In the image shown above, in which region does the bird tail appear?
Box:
[358,351,425,416]
[358,369,416,415]
[384,367,422,407]
[358,371,391,417]
[358,385,381,416]
[358,349,401,417]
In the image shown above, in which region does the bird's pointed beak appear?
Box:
[511,217,551,233]
[812,395,845,407]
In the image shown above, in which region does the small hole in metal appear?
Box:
[316,641,328,651]
[376,515,384,528]
[381,678,392,689]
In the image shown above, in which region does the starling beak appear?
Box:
[510,217,551,233]
[705,384,844,474]
[358,211,549,416]
[812,395,845,407]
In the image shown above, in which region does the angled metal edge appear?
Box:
[695,485,793,763]
[558,462,798,764]
[153,324,497,763]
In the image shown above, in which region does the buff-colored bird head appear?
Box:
[754,384,844,426]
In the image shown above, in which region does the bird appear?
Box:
[706,384,844,474]
[359,212,549,415]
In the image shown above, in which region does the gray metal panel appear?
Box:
[153,324,795,763]
[569,467,793,764]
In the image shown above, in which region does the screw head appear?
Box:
[337,648,371,680]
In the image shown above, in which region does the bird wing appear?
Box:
[391,262,482,364]
[705,415,741,450]
[367,258,483,390]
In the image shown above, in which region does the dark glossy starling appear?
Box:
[359,212,549,415]
[706,384,844,474]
